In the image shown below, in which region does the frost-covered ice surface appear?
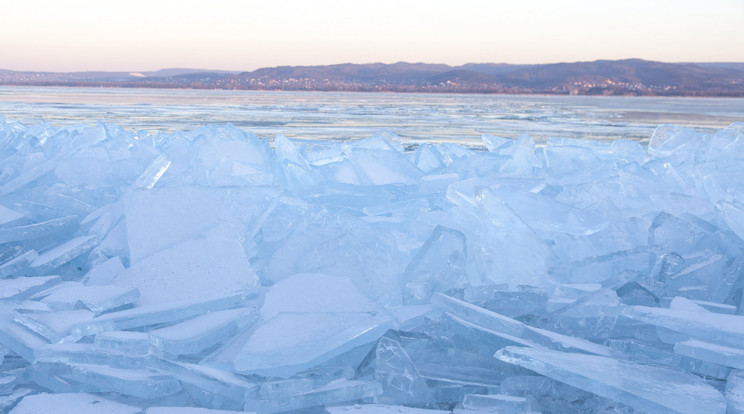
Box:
[1,116,744,413]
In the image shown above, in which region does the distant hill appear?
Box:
[1,60,743,96]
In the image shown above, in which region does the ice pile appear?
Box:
[1,116,744,413]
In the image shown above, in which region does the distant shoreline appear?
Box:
[2,83,744,98]
[3,59,744,97]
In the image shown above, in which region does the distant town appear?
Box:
[2,59,744,96]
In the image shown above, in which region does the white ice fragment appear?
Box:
[495,346,726,414]
[132,154,171,190]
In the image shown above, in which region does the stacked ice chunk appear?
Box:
[1,115,744,412]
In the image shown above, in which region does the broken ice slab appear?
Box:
[0,215,78,244]
[149,307,257,356]
[0,309,51,362]
[124,187,224,264]
[674,339,744,370]
[243,379,382,414]
[40,282,139,314]
[495,346,726,414]
[498,374,635,413]
[326,405,449,414]
[548,248,654,284]
[621,304,744,348]
[154,360,259,410]
[9,393,141,414]
[26,235,98,275]
[95,331,150,355]
[608,339,731,380]
[0,204,24,228]
[718,200,744,243]
[647,124,702,159]
[402,225,468,305]
[431,293,611,356]
[70,293,253,337]
[131,153,171,191]
[224,311,395,378]
[27,362,182,399]
[82,256,125,286]
[356,333,428,405]
[345,148,423,186]
[112,233,259,306]
[34,342,151,369]
[124,186,276,265]
[460,393,530,412]
[260,273,388,320]
[0,158,55,197]
[15,309,94,343]
[0,250,38,278]
[481,290,547,319]
[0,276,60,300]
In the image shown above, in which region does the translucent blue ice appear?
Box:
[0,118,743,411]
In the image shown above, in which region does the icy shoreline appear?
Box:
[1,118,744,412]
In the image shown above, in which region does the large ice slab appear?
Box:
[112,233,259,306]
[495,346,726,414]
[226,311,395,378]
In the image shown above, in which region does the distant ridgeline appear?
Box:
[2,59,744,96]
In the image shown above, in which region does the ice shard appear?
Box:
[495,346,726,414]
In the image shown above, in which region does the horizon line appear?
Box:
[3,58,744,74]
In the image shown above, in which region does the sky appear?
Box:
[2,0,743,72]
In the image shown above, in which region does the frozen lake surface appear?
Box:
[1,86,743,146]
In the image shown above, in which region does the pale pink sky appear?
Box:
[2,0,743,72]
